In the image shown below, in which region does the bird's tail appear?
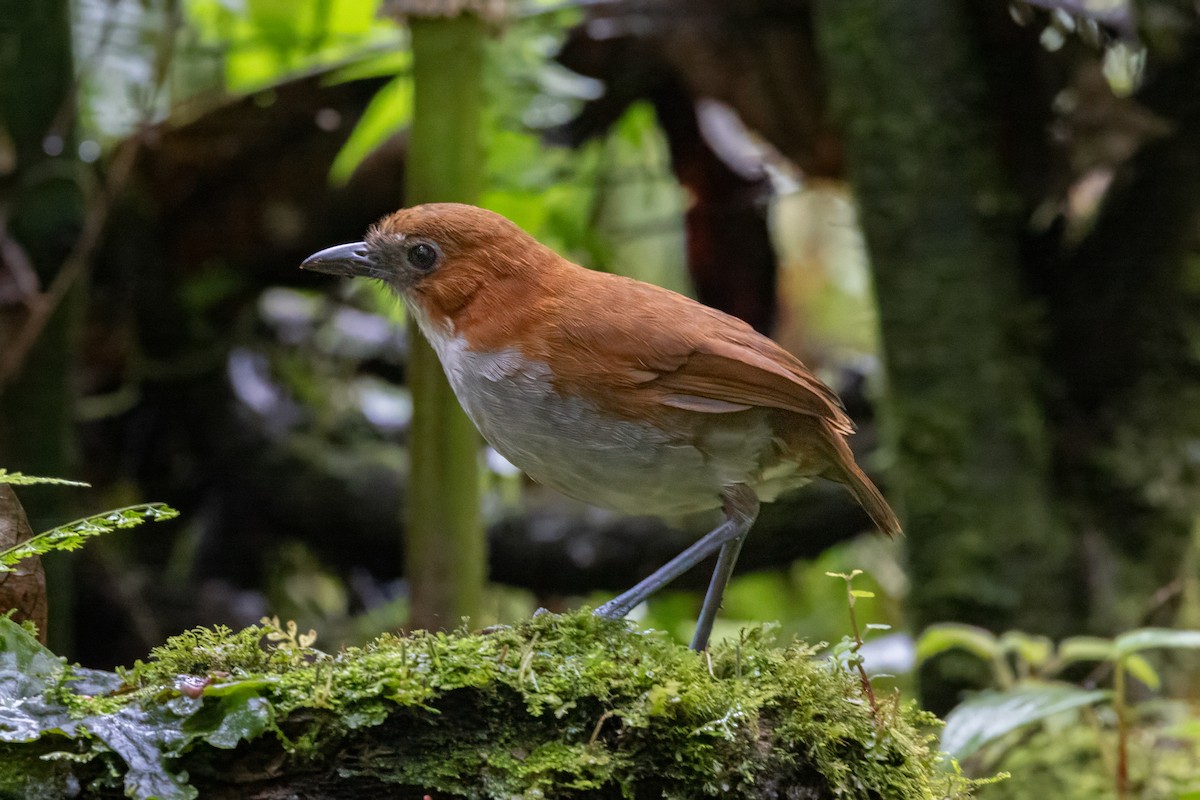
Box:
[819,427,901,537]
[835,458,901,537]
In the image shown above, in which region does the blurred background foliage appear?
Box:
[2,0,1199,794]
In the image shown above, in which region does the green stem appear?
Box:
[401,11,487,631]
[1114,659,1128,800]
[846,590,881,726]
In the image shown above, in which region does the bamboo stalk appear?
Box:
[401,10,487,631]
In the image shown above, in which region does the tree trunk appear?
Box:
[0,486,48,639]
[812,3,1076,639]
[398,9,487,631]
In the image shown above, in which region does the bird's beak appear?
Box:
[300,242,373,278]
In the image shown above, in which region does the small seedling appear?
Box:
[826,569,882,726]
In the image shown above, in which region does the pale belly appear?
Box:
[421,329,807,515]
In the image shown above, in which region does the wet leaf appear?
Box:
[940,683,1109,760]
[195,690,274,749]
[0,616,78,742]
[84,705,197,800]
[0,616,271,799]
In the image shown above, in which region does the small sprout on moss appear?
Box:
[261,616,318,650]
[826,569,883,727]
[824,568,864,582]
[518,632,540,688]
[425,635,442,671]
[258,616,322,668]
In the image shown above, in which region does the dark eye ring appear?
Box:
[407,242,439,271]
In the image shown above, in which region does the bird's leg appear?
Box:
[689,487,758,651]
[689,538,746,651]
[595,485,759,650]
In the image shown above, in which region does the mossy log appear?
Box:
[0,612,973,799]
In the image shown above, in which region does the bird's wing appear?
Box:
[544,276,853,433]
[656,337,852,432]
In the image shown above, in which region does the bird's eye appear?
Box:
[406,242,439,271]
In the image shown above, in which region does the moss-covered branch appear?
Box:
[0,612,977,799]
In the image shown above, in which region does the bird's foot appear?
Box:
[593,599,632,619]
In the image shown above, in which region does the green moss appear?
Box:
[122,624,280,685]
[2,612,979,798]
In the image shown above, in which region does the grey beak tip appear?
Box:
[300,242,372,277]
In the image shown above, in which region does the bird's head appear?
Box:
[301,203,555,322]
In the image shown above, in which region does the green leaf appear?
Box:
[916,623,999,664]
[940,683,1110,761]
[85,706,196,800]
[1113,628,1200,658]
[0,617,197,798]
[329,74,413,184]
[183,687,274,749]
[0,614,58,675]
[0,469,89,487]
[66,666,126,697]
[0,503,179,572]
[202,677,281,697]
[0,618,273,799]
[1056,636,1115,666]
[1164,717,1200,743]
[0,616,78,743]
[1121,654,1161,690]
[328,48,411,83]
[0,616,287,800]
[186,0,402,91]
[824,570,862,581]
[998,630,1053,669]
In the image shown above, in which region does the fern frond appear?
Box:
[0,469,90,487]
[0,503,179,572]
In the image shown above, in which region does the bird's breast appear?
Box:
[412,316,802,515]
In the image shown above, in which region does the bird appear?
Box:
[301,203,900,650]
